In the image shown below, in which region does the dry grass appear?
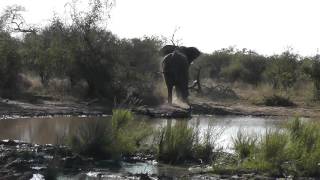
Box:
[153,81,167,103]
[18,74,84,101]
[24,74,44,93]
[230,81,314,106]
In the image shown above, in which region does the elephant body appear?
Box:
[160,45,200,104]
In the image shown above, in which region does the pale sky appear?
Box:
[1,0,320,56]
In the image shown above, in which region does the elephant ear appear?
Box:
[185,47,201,63]
[159,45,177,57]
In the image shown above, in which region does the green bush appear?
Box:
[191,48,233,81]
[69,109,152,160]
[233,131,257,160]
[231,118,320,177]
[157,121,195,164]
[303,56,320,100]
[220,60,243,82]
[286,118,320,176]
[157,121,221,164]
[259,130,288,171]
[264,51,299,89]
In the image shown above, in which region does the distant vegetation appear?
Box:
[191,48,320,103]
[1,1,320,106]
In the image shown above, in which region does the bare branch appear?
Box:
[64,0,115,28]
[0,5,37,33]
[170,26,182,46]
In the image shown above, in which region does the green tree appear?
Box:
[0,31,21,96]
[304,55,320,100]
[264,51,298,89]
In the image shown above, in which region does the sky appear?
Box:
[1,0,320,56]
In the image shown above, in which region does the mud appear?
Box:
[1,97,320,119]
[0,139,293,180]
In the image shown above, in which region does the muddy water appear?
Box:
[0,115,286,179]
[0,115,285,147]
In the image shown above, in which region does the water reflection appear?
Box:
[0,115,285,149]
[154,115,286,150]
[0,116,111,144]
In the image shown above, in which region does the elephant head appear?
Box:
[160,45,201,104]
[160,45,201,64]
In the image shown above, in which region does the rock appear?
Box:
[253,175,274,180]
[4,159,30,171]
[0,140,19,146]
[17,171,33,180]
[132,104,191,118]
[136,173,153,180]
[241,173,255,178]
[63,155,92,168]
[231,175,240,179]
[190,103,238,115]
[191,174,220,180]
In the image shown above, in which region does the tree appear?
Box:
[0,31,21,96]
[264,51,299,89]
[0,5,37,33]
[304,55,320,100]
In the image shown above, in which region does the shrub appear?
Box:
[157,121,221,164]
[220,60,243,82]
[303,56,320,100]
[233,131,257,160]
[264,51,299,89]
[193,125,223,163]
[191,48,232,81]
[231,118,320,177]
[262,94,295,107]
[259,130,288,170]
[69,118,111,158]
[286,118,320,176]
[157,121,195,164]
[69,109,152,160]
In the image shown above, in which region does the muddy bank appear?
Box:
[132,102,320,118]
[0,139,290,180]
[0,139,159,179]
[0,98,109,119]
[1,97,320,119]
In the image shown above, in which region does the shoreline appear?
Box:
[0,98,319,119]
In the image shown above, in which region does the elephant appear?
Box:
[160,45,201,104]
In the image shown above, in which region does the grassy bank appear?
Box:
[69,109,152,160]
[68,110,320,177]
[215,118,320,177]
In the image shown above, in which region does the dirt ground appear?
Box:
[0,97,110,118]
[1,96,320,119]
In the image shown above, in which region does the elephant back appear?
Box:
[162,50,189,74]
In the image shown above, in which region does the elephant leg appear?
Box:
[177,80,189,103]
[167,85,173,104]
